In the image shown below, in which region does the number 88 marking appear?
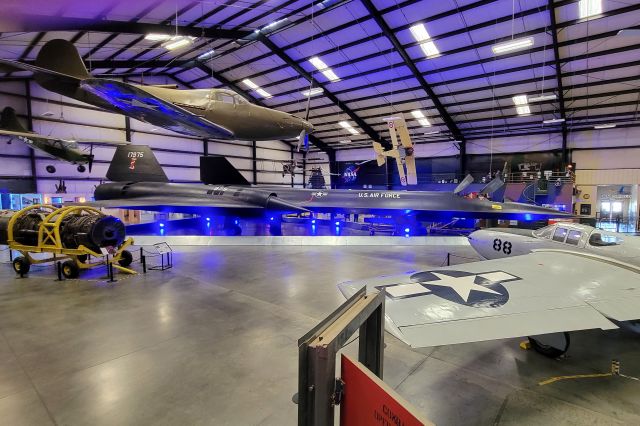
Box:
[493,238,512,255]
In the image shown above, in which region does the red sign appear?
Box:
[340,354,432,426]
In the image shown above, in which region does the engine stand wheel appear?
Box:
[12,256,30,275]
[528,332,571,358]
[61,260,80,279]
[118,250,133,267]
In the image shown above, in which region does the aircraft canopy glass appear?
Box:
[213,90,249,105]
[588,231,622,247]
[533,225,555,239]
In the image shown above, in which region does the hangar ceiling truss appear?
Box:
[1,0,639,154]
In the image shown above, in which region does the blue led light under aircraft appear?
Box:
[311,219,316,224]
[159,223,165,228]
[335,221,340,226]
[404,227,411,233]
[206,217,211,221]
[525,214,532,221]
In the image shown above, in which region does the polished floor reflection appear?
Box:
[0,245,639,425]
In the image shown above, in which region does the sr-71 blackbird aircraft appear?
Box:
[338,223,640,357]
[0,39,313,143]
[0,106,128,173]
[89,145,569,221]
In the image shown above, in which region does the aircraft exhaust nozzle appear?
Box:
[265,196,309,213]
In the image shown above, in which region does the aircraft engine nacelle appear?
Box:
[0,209,125,251]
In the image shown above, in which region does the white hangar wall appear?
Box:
[334,128,640,164]
[0,77,307,197]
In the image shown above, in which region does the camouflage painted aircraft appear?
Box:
[339,223,640,357]
[0,106,128,173]
[0,39,314,143]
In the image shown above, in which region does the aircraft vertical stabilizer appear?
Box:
[35,39,91,80]
[0,107,29,133]
[106,145,169,183]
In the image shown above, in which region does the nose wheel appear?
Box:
[77,164,86,173]
[46,165,56,174]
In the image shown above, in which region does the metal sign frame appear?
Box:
[297,287,385,426]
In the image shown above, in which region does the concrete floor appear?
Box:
[0,244,639,425]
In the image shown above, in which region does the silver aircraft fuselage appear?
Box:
[469,223,640,266]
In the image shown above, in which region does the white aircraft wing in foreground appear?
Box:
[338,250,640,350]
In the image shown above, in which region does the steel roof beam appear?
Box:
[8,15,252,40]
[548,0,569,164]
[258,35,389,149]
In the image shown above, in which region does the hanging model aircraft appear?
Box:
[0,39,314,144]
[338,222,640,358]
[0,106,128,173]
[87,145,570,222]
[373,115,417,186]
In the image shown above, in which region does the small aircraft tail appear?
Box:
[106,145,169,183]
[0,107,30,133]
[0,39,90,89]
[372,141,387,166]
[35,39,91,80]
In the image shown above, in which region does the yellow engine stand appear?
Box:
[6,204,135,278]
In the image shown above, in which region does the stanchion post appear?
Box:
[56,261,63,281]
[447,252,450,266]
[9,249,13,262]
[107,255,117,283]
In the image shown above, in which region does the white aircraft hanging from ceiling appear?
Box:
[373,115,417,186]
[339,222,640,357]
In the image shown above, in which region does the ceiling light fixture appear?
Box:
[516,106,531,115]
[145,33,173,41]
[579,0,602,19]
[529,94,557,102]
[512,95,529,105]
[594,124,616,129]
[409,23,440,58]
[410,110,432,127]
[242,78,272,98]
[309,56,340,82]
[162,36,196,51]
[197,49,216,60]
[301,87,324,97]
[339,121,359,135]
[492,37,534,55]
[543,118,565,124]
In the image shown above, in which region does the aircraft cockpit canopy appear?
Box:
[588,231,622,247]
[534,224,623,247]
[213,89,249,105]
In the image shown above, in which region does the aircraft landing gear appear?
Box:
[46,165,56,174]
[528,332,570,358]
[77,164,86,173]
